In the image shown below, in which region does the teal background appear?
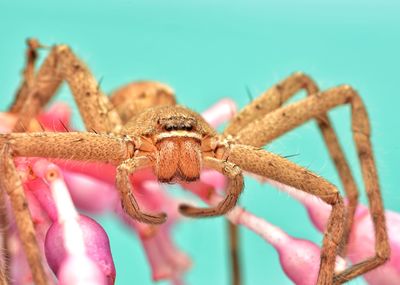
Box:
[1,1,399,284]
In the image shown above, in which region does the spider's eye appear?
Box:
[184,125,193,131]
[165,126,173,131]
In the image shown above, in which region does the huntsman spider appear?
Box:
[0,39,389,285]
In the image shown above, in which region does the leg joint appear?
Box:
[377,252,390,264]
[223,162,242,178]
[116,163,128,172]
[324,188,342,206]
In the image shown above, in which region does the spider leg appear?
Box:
[225,73,359,256]
[223,72,318,285]
[11,43,122,133]
[11,41,176,132]
[0,144,48,285]
[179,157,243,217]
[222,73,319,285]
[226,144,345,285]
[224,72,319,136]
[222,73,318,285]
[10,38,42,114]
[0,132,130,164]
[116,157,167,224]
[0,184,9,284]
[223,73,357,285]
[233,86,389,283]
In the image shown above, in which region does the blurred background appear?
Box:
[1,0,399,284]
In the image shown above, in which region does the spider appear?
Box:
[0,39,389,285]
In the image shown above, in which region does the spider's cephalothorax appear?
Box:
[0,40,389,285]
[123,105,216,183]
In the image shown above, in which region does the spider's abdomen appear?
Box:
[155,137,201,183]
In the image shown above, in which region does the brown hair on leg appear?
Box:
[0,145,48,285]
[233,86,389,282]
[226,144,345,285]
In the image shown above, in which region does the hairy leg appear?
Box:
[179,157,243,217]
[224,72,319,136]
[0,132,130,164]
[116,157,167,224]
[225,73,359,255]
[11,41,176,132]
[222,73,319,285]
[9,38,42,114]
[0,182,9,285]
[11,42,122,133]
[222,73,358,285]
[226,144,345,285]
[0,145,47,285]
[234,86,389,283]
[222,72,321,285]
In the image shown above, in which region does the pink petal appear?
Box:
[58,255,107,285]
[201,98,237,127]
[45,215,116,285]
[62,170,119,213]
